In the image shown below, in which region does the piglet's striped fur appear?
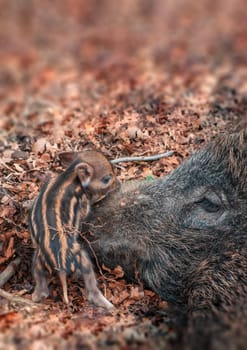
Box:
[29,150,117,308]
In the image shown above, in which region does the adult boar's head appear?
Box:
[83,130,247,349]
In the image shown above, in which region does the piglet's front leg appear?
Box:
[58,271,69,304]
[79,250,114,310]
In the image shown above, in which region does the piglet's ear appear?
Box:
[75,163,94,188]
[58,152,78,167]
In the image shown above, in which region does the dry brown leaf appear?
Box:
[32,138,52,155]
[0,311,22,331]
[129,286,144,301]
[102,264,125,279]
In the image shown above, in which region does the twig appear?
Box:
[81,235,104,278]
[81,234,129,287]
[0,257,21,287]
[0,288,36,306]
[111,150,174,164]
[0,161,20,174]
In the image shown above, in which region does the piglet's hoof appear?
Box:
[88,292,115,310]
[32,289,49,303]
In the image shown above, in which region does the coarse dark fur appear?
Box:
[84,130,247,349]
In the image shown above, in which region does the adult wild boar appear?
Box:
[84,130,247,350]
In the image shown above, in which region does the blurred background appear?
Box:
[0,0,246,164]
[0,0,246,124]
[1,0,246,64]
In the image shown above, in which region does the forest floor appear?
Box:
[0,1,246,349]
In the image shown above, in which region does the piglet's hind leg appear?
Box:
[79,251,114,309]
[32,254,49,302]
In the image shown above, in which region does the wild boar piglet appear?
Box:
[30,150,117,308]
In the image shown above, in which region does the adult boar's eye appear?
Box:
[101,174,112,185]
[197,197,221,213]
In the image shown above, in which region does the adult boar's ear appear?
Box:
[75,163,94,188]
[58,152,77,167]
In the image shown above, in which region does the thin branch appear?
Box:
[0,161,20,174]
[0,288,36,306]
[0,257,21,287]
[111,150,174,164]
[81,235,130,287]
[81,235,104,278]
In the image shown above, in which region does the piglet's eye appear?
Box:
[101,174,112,185]
[197,197,221,213]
